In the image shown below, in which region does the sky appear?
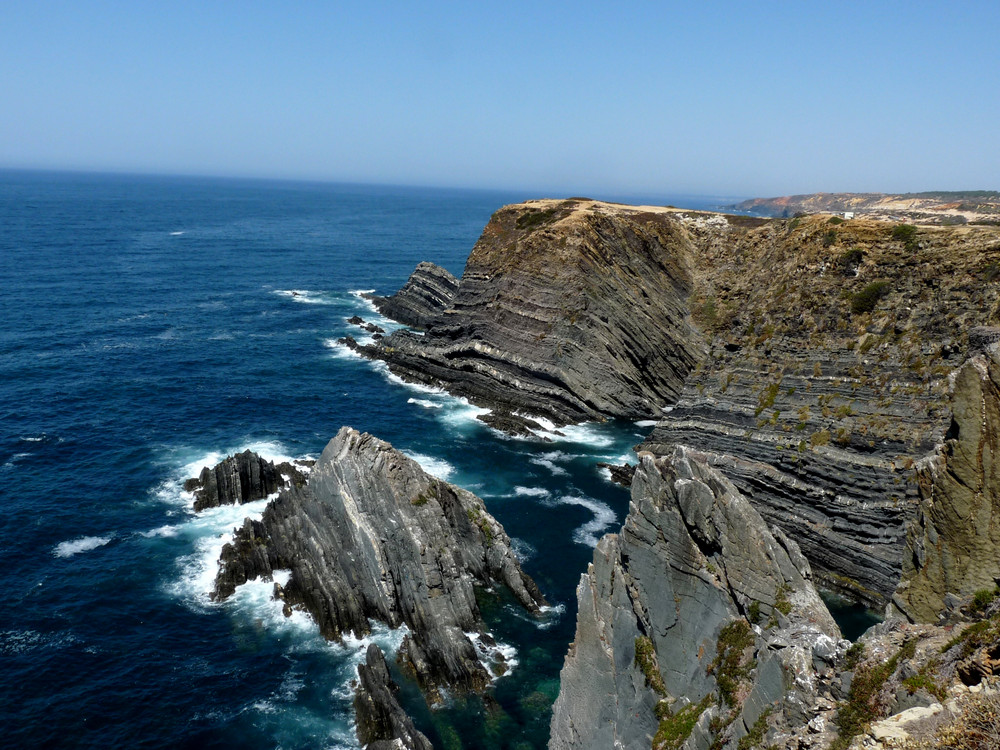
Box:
[1,1,997,199]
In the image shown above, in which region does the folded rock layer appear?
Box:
[212,427,545,695]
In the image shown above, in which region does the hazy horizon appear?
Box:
[3,2,998,198]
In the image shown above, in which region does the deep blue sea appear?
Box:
[0,172,873,749]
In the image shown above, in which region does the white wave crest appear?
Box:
[273,289,334,305]
[407,397,443,409]
[403,452,454,481]
[558,495,617,547]
[464,631,519,682]
[54,535,113,558]
[514,486,550,498]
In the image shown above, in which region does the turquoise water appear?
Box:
[4,171,738,748]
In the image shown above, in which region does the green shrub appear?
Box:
[832,641,912,750]
[851,281,890,314]
[828,216,845,225]
[709,620,755,707]
[891,223,919,251]
[635,636,666,695]
[653,695,714,750]
[838,247,864,275]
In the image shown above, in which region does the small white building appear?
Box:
[843,211,855,220]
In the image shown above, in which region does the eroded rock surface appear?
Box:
[895,341,1000,621]
[184,449,308,512]
[213,426,545,697]
[363,200,706,430]
[549,447,843,750]
[370,261,459,329]
[354,644,433,750]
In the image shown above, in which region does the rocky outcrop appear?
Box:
[213,426,546,697]
[370,261,459,329]
[640,215,1000,608]
[354,644,433,750]
[549,447,843,750]
[362,200,706,430]
[894,341,1000,622]
[184,450,309,512]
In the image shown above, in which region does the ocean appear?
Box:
[1,171,877,749]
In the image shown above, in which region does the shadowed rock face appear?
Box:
[363,200,706,430]
[354,644,433,750]
[370,261,459,329]
[183,450,308,512]
[549,447,842,750]
[212,426,546,697]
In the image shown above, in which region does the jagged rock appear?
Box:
[213,427,546,697]
[363,200,706,429]
[354,644,433,750]
[183,450,308,512]
[894,345,1000,621]
[370,261,459,329]
[595,462,636,487]
[347,315,385,334]
[639,215,1000,609]
[549,446,842,750]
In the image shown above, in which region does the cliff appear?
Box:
[549,447,843,750]
[372,201,1000,612]
[640,214,1000,608]
[360,199,707,430]
[729,191,1000,225]
[369,261,459,329]
[211,427,546,698]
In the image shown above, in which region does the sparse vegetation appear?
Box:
[708,620,755,708]
[850,281,890,314]
[516,207,560,231]
[653,695,714,750]
[891,223,919,251]
[832,640,915,750]
[635,636,666,695]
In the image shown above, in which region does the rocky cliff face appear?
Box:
[895,339,1000,622]
[368,202,1000,614]
[550,447,843,750]
[362,199,706,430]
[641,215,1000,608]
[369,261,459,329]
[184,449,309,512]
[212,427,546,698]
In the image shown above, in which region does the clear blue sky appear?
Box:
[1,1,997,198]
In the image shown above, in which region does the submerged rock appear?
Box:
[184,450,309,512]
[213,426,546,697]
[354,644,433,750]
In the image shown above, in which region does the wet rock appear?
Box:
[354,644,433,750]
[184,450,308,512]
[595,461,635,487]
[213,427,546,698]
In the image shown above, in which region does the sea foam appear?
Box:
[53,535,113,558]
[557,495,617,547]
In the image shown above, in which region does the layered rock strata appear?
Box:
[549,446,843,750]
[354,644,433,750]
[362,200,706,429]
[184,449,309,512]
[212,427,546,696]
[369,261,459,329]
[640,215,1000,607]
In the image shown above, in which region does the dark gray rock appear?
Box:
[213,426,546,698]
[595,462,635,487]
[354,644,433,750]
[364,201,706,430]
[370,261,459,329]
[184,450,308,512]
